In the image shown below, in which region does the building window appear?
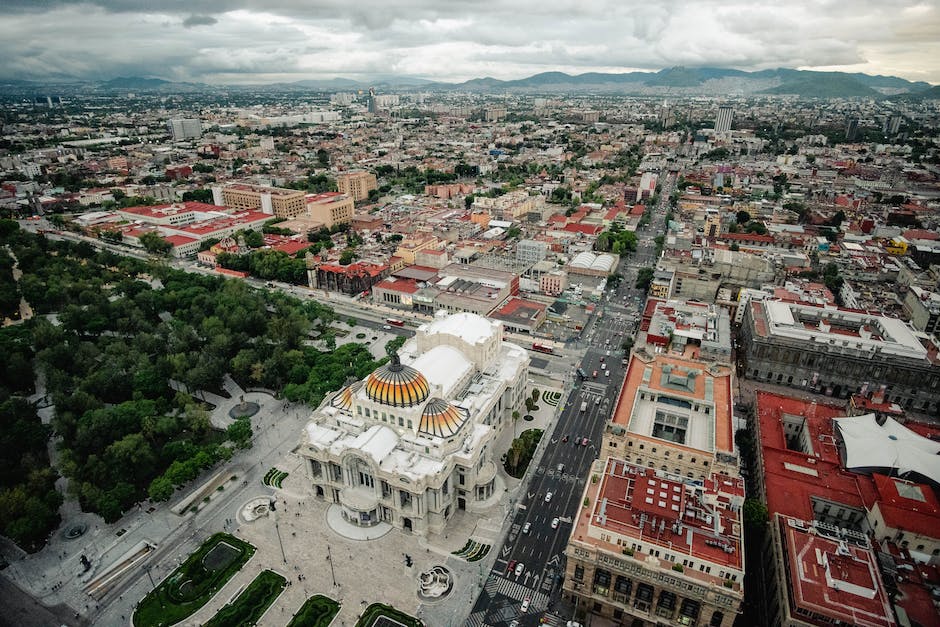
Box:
[573,565,584,581]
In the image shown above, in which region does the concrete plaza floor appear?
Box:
[0,370,568,627]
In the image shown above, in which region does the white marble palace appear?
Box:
[300,311,530,536]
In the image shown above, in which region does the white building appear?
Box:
[299,312,530,536]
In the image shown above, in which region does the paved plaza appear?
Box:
[0,363,567,627]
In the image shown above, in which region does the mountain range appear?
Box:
[3,67,937,98]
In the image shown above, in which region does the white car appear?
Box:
[383,325,392,330]
[551,517,560,529]
[522,522,531,534]
[520,597,531,612]
[544,492,553,503]
[515,562,525,577]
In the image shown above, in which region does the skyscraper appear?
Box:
[714,105,733,133]
[167,118,202,141]
[845,117,859,141]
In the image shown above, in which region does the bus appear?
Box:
[385,318,405,327]
[531,342,555,355]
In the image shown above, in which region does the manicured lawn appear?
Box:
[355,603,422,627]
[203,569,287,627]
[287,594,341,627]
[132,533,255,627]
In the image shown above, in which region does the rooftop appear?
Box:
[613,351,734,455]
[778,516,895,627]
[749,300,929,362]
[575,458,745,576]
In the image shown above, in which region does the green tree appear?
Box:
[139,231,172,256]
[735,210,751,224]
[635,267,654,291]
[743,499,769,526]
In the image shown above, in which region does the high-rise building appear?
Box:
[714,106,733,133]
[167,118,202,141]
[845,117,860,141]
[336,171,377,202]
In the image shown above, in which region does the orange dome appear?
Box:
[364,354,430,407]
[419,398,468,438]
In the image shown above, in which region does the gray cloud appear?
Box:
[0,0,937,83]
[182,14,217,28]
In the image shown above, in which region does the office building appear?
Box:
[714,106,733,134]
[336,171,378,202]
[216,182,307,219]
[167,118,202,141]
[739,299,940,412]
[305,192,354,228]
[564,458,744,627]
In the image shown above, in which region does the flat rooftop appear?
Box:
[779,516,895,627]
[613,352,734,455]
[582,458,744,571]
[749,300,929,362]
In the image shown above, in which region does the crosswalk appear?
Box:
[465,576,551,627]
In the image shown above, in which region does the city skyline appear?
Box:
[2,0,939,85]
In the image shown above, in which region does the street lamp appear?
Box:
[270,499,287,564]
[326,545,338,587]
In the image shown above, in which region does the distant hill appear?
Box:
[7,67,934,98]
[437,66,932,98]
[100,76,171,89]
[760,72,880,98]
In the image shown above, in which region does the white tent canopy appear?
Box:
[833,414,940,485]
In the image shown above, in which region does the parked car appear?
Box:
[545,491,553,503]
[523,522,531,534]
[551,517,560,529]
[582,437,589,446]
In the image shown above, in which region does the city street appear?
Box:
[466,168,678,626]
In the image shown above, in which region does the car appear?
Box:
[507,559,516,574]
[515,562,525,577]
[600,355,605,362]
[562,434,569,443]
[592,370,598,378]
[595,398,600,405]
[382,325,392,330]
[522,522,531,534]
[582,437,589,446]
[509,621,520,627]
[605,370,610,377]
[520,597,531,612]
[557,463,565,473]
[551,517,560,529]
[545,491,553,503]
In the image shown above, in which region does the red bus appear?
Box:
[531,342,555,355]
[386,318,405,327]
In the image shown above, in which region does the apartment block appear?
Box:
[305,192,354,228]
[336,171,377,202]
[217,182,307,219]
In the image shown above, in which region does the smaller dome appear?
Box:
[365,353,431,407]
[419,398,468,438]
[331,381,363,412]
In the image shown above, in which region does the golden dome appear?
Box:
[364,354,431,407]
[331,381,362,412]
[419,398,468,438]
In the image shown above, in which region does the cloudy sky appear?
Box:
[2,0,939,84]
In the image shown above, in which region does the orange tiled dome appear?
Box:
[331,381,363,412]
[419,398,468,438]
[364,354,430,407]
